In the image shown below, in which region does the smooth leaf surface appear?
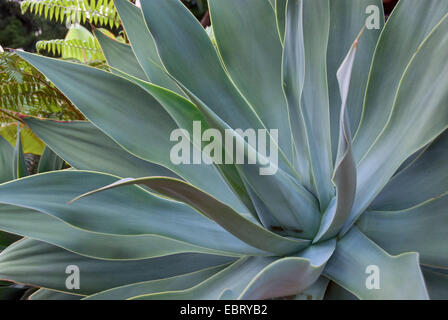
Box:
[370,129,448,211]
[314,35,358,242]
[17,51,244,211]
[358,193,448,268]
[209,0,293,162]
[0,239,235,295]
[343,15,448,233]
[327,0,383,161]
[85,265,227,300]
[282,0,312,191]
[353,0,448,161]
[0,135,14,183]
[25,117,178,179]
[140,0,293,164]
[135,240,335,300]
[112,0,182,94]
[71,176,311,255]
[294,0,334,209]
[324,227,428,300]
[0,171,267,257]
[94,29,148,81]
[0,204,262,260]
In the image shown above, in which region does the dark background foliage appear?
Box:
[0,0,67,52]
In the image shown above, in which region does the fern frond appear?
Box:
[0,52,86,122]
[36,38,104,61]
[21,0,121,28]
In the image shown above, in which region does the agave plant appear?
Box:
[0,0,447,300]
[0,126,65,299]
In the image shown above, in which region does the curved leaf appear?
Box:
[0,204,265,259]
[25,117,178,179]
[343,14,448,233]
[327,0,383,161]
[0,171,267,257]
[140,0,293,165]
[0,135,14,183]
[275,0,287,43]
[85,265,226,300]
[314,33,359,243]
[29,289,83,300]
[134,240,335,300]
[358,193,448,268]
[282,0,312,190]
[370,129,448,211]
[209,0,293,162]
[112,0,182,94]
[324,227,428,300]
[0,239,235,295]
[94,29,148,81]
[16,51,244,212]
[353,0,448,161]
[70,176,311,256]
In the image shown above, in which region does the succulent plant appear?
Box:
[0,0,447,300]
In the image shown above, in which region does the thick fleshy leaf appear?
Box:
[16,51,244,212]
[324,227,428,300]
[111,73,254,217]
[327,0,383,161]
[358,193,448,268]
[37,146,65,173]
[0,239,235,295]
[314,34,359,243]
[163,79,320,238]
[123,63,318,238]
[238,240,335,300]
[343,15,448,233]
[0,135,14,183]
[85,265,226,300]
[282,0,312,191]
[71,176,311,256]
[134,240,335,300]
[422,268,448,300]
[209,0,293,161]
[140,0,293,165]
[0,204,264,260]
[275,0,287,43]
[13,124,28,179]
[29,289,83,300]
[94,29,148,81]
[353,0,448,161]
[133,257,274,300]
[112,0,182,94]
[25,117,178,179]
[370,129,448,211]
[0,171,267,257]
[285,0,334,209]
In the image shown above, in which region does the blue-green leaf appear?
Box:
[324,227,428,300]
